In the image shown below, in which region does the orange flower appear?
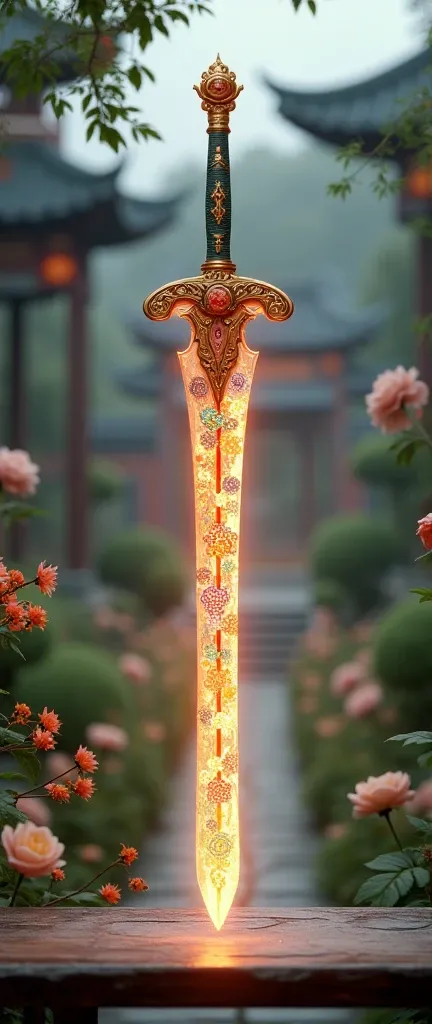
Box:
[417,513,432,551]
[128,877,149,892]
[119,844,138,866]
[8,569,25,590]
[27,604,48,630]
[99,882,121,905]
[5,600,26,631]
[36,561,58,597]
[39,707,61,735]
[11,702,31,725]
[74,745,98,774]
[45,783,70,803]
[33,727,56,752]
[73,777,95,800]
[51,867,65,882]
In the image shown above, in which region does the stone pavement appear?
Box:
[102,677,349,1024]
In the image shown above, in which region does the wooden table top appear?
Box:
[1,907,431,1008]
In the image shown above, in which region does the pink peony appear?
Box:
[0,447,40,496]
[366,366,429,434]
[86,722,129,752]
[314,715,345,738]
[16,797,51,827]
[417,513,432,551]
[345,681,383,719]
[118,653,152,685]
[1,821,65,877]
[348,771,415,818]
[143,721,167,743]
[406,779,432,818]
[331,661,365,697]
[78,843,104,863]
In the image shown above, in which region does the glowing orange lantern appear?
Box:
[143,56,294,929]
[39,253,78,287]
[406,164,432,199]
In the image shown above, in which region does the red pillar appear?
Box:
[66,258,88,572]
[298,423,316,546]
[9,299,26,562]
[417,235,432,392]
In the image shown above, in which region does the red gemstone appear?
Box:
[206,286,231,314]
[211,78,229,95]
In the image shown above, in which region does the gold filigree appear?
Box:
[212,145,229,171]
[187,305,250,404]
[211,181,226,225]
[213,234,224,254]
[143,275,294,337]
[194,55,243,133]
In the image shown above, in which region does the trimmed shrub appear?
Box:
[313,579,351,618]
[374,598,432,726]
[97,527,187,618]
[351,435,416,489]
[310,514,401,618]
[88,460,123,506]
[14,642,136,751]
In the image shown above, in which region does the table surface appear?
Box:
[1,907,432,1008]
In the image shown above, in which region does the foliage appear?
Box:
[88,460,124,506]
[374,600,432,726]
[14,641,136,751]
[313,579,350,616]
[351,435,417,490]
[97,526,187,618]
[1,0,316,153]
[310,514,402,618]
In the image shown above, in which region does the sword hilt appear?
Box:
[194,56,243,275]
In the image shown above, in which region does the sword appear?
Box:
[143,55,293,930]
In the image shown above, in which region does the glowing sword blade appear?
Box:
[143,56,293,930]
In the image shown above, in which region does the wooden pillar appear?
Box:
[417,234,432,393]
[9,299,26,562]
[66,258,88,571]
[298,422,316,545]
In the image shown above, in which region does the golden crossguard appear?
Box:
[143,56,293,929]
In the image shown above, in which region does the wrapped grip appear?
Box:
[205,131,232,265]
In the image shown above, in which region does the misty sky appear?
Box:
[62,0,424,195]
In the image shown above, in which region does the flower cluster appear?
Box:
[204,523,238,557]
[0,559,57,635]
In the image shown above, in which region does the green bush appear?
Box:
[14,641,136,751]
[374,598,432,726]
[97,527,187,618]
[313,579,351,617]
[88,460,123,506]
[351,435,416,489]
[310,514,401,618]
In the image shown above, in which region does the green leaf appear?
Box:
[387,731,432,746]
[415,550,432,564]
[365,851,417,872]
[354,869,415,907]
[127,65,142,90]
[406,815,432,833]
[7,639,25,660]
[418,750,432,768]
[307,0,317,10]
[166,9,189,23]
[11,746,41,785]
[0,792,27,828]
[0,725,25,745]
[86,121,96,142]
[0,689,9,694]
[412,867,431,888]
[0,772,27,782]
[410,588,432,603]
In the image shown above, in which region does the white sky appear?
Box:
[61,0,424,194]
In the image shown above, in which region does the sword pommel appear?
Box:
[193,54,243,134]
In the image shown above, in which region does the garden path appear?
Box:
[103,669,349,1024]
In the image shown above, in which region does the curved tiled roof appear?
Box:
[0,142,180,246]
[126,277,385,352]
[266,49,431,151]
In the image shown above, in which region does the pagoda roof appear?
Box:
[126,277,385,353]
[0,6,79,85]
[0,142,180,248]
[266,49,431,152]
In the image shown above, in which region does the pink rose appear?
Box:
[348,771,415,818]
[1,822,65,877]
[86,722,129,752]
[143,721,167,743]
[118,653,152,685]
[366,366,429,434]
[0,447,40,496]
[16,798,51,827]
[417,513,432,551]
[345,681,383,719]
[331,661,365,697]
[314,715,345,738]
[406,779,432,817]
[78,843,104,863]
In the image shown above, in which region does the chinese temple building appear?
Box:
[118,278,383,569]
[266,48,432,383]
[0,6,180,572]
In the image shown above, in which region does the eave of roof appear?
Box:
[265,49,431,151]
